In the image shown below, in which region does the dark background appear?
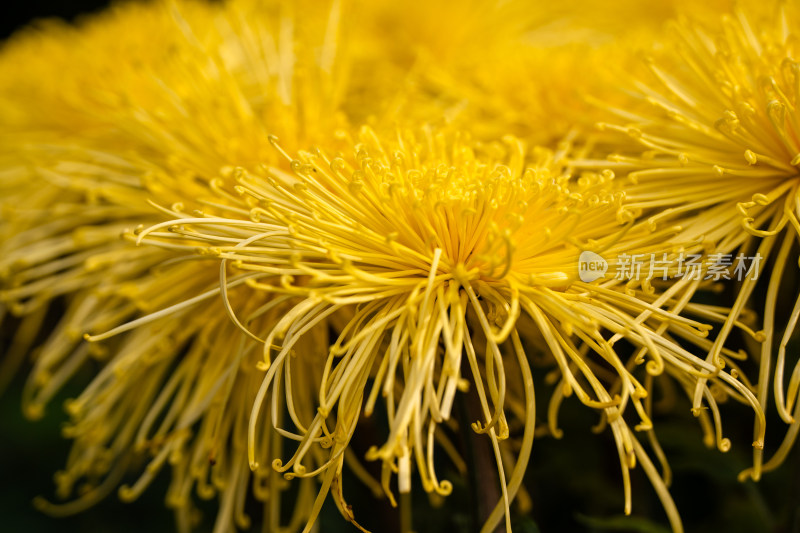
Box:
[1,1,111,40]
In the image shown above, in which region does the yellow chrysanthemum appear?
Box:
[133,124,767,532]
[356,0,737,146]
[573,0,800,482]
[0,0,778,532]
[0,0,358,530]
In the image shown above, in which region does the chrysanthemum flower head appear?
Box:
[0,0,362,530]
[131,121,771,532]
[359,0,738,146]
[0,0,357,400]
[0,0,780,532]
[587,0,800,227]
[573,0,800,483]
